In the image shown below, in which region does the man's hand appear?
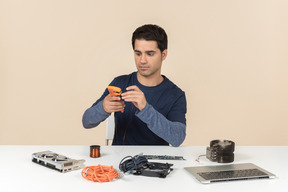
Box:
[121,85,147,111]
[103,94,125,113]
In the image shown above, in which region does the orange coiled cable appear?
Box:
[81,165,119,183]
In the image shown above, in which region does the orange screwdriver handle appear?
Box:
[107,86,124,113]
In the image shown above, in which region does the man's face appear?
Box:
[134,39,167,78]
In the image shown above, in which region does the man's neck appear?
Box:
[136,72,164,87]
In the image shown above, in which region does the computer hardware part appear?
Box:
[206,140,235,163]
[119,155,173,178]
[143,155,185,160]
[32,151,85,173]
[184,163,276,184]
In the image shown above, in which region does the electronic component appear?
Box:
[90,145,100,158]
[134,162,173,178]
[119,155,173,178]
[32,151,85,173]
[143,155,185,160]
[206,140,235,163]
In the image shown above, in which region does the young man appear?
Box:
[82,24,187,147]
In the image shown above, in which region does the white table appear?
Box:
[0,145,287,192]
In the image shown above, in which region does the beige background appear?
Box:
[1,0,287,146]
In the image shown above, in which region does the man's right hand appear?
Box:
[103,94,125,113]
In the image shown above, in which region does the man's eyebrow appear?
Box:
[134,50,156,54]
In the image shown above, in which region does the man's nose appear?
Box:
[140,55,147,63]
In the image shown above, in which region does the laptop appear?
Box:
[184,163,276,184]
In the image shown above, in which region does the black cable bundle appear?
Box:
[119,155,148,173]
[119,154,173,178]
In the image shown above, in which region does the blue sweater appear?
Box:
[82,72,187,147]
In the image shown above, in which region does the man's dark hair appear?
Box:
[132,24,168,52]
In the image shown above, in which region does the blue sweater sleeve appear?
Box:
[82,100,110,128]
[82,78,116,128]
[136,103,186,147]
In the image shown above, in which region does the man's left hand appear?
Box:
[121,85,147,111]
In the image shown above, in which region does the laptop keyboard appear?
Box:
[198,168,268,180]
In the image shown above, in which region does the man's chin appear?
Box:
[138,71,153,78]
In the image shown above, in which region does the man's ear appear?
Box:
[161,49,168,61]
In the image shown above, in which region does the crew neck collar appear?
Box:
[132,72,167,89]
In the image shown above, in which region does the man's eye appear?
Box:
[148,53,154,56]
